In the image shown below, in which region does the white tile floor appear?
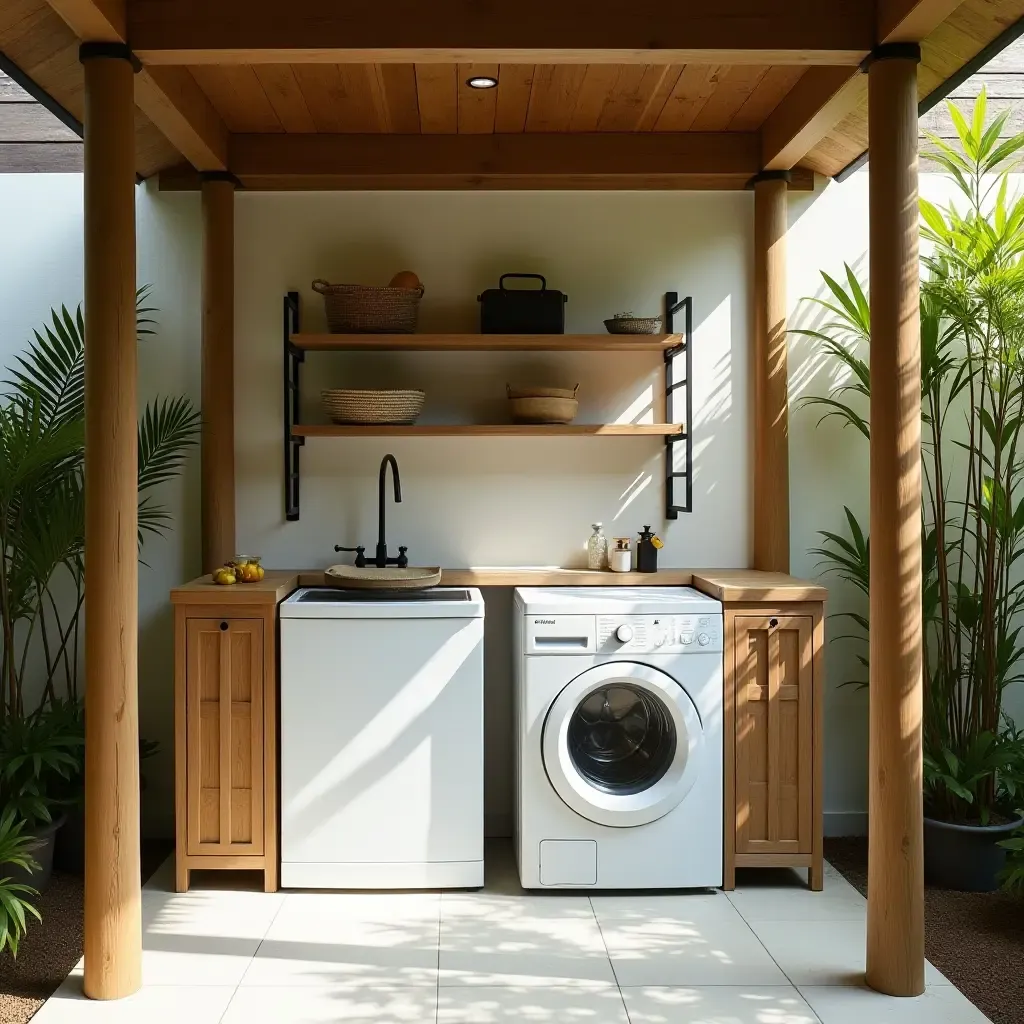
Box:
[32,843,991,1023]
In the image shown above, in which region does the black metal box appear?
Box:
[477,274,567,334]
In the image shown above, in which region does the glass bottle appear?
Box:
[587,523,609,570]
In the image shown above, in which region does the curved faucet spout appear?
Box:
[376,454,402,565]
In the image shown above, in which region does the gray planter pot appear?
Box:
[924,814,1024,892]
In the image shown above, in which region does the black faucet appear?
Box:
[335,454,409,569]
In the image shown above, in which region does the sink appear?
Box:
[323,564,442,590]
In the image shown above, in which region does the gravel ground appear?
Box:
[825,836,1024,1024]
[0,840,171,1024]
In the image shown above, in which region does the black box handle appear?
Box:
[499,273,547,291]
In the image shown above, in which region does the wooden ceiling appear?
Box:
[187,63,808,137]
[1,0,1023,187]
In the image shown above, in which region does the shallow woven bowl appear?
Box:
[604,316,663,335]
[508,396,579,424]
[506,384,579,401]
[321,388,425,425]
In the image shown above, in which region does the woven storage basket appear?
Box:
[604,315,663,335]
[312,279,424,334]
[506,384,579,424]
[322,389,425,425]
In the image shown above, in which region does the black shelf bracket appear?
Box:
[664,292,693,519]
[284,291,304,521]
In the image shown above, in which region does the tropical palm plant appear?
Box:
[0,808,41,957]
[799,91,1024,826]
[0,288,201,718]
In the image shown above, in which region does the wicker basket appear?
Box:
[506,384,579,425]
[322,389,425,425]
[312,279,424,334]
[604,315,663,335]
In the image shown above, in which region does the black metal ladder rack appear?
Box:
[284,291,303,521]
[664,292,692,518]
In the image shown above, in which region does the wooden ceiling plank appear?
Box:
[127,1,874,65]
[415,63,457,133]
[596,65,671,131]
[526,64,588,132]
[190,64,281,132]
[289,63,373,132]
[760,65,865,169]
[43,0,123,41]
[493,64,534,132]
[879,0,973,43]
[728,65,806,130]
[635,65,684,131]
[691,64,770,130]
[568,64,621,131]
[653,64,721,131]
[333,64,385,132]
[457,62,498,133]
[254,65,316,132]
[377,63,420,133]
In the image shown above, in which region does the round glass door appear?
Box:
[542,663,704,827]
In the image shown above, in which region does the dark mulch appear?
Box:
[0,838,172,1024]
[826,836,1024,1024]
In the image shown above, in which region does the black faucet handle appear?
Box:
[397,545,409,568]
[334,545,367,568]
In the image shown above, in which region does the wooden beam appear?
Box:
[220,132,784,190]
[761,67,865,170]
[865,51,925,999]
[128,0,873,66]
[45,0,124,41]
[752,176,790,573]
[201,177,236,572]
[81,46,141,1001]
[878,0,966,44]
[134,67,228,170]
[43,0,228,170]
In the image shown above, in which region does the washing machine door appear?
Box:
[541,662,704,828]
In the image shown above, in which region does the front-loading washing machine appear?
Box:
[514,587,723,889]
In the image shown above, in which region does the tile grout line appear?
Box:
[220,888,290,1012]
[588,895,632,1022]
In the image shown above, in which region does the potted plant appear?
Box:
[0,808,43,955]
[0,291,200,878]
[799,91,1024,891]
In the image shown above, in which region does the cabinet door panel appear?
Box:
[186,618,264,856]
[734,615,812,855]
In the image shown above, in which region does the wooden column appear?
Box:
[80,43,141,1000]
[866,43,924,998]
[752,171,791,572]
[201,174,236,572]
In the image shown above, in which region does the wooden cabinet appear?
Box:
[174,601,279,892]
[724,603,824,890]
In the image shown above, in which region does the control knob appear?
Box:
[615,624,634,643]
[698,633,711,646]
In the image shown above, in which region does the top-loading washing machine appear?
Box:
[514,586,723,889]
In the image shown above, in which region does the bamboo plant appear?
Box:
[800,92,1024,826]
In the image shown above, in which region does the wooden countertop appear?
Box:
[171,567,826,604]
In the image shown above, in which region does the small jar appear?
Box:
[587,523,609,570]
[610,538,632,573]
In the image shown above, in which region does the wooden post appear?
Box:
[201,174,236,572]
[80,43,141,1001]
[752,171,791,573]
[866,43,925,998]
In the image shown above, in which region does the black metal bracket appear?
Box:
[664,292,693,519]
[284,291,304,521]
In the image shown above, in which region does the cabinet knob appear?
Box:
[769,618,778,628]
[220,621,228,631]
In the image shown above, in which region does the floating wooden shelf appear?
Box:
[292,423,684,437]
[290,333,683,352]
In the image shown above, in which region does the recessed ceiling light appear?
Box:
[466,76,498,89]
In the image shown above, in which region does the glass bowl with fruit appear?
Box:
[212,555,265,585]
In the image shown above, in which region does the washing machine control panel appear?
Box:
[596,614,722,653]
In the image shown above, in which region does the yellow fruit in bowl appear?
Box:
[255,564,265,581]
[238,562,263,583]
[213,567,237,586]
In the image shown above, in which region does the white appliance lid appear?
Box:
[281,586,485,619]
[514,586,721,615]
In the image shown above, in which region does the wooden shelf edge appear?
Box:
[290,332,684,352]
[292,423,684,437]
